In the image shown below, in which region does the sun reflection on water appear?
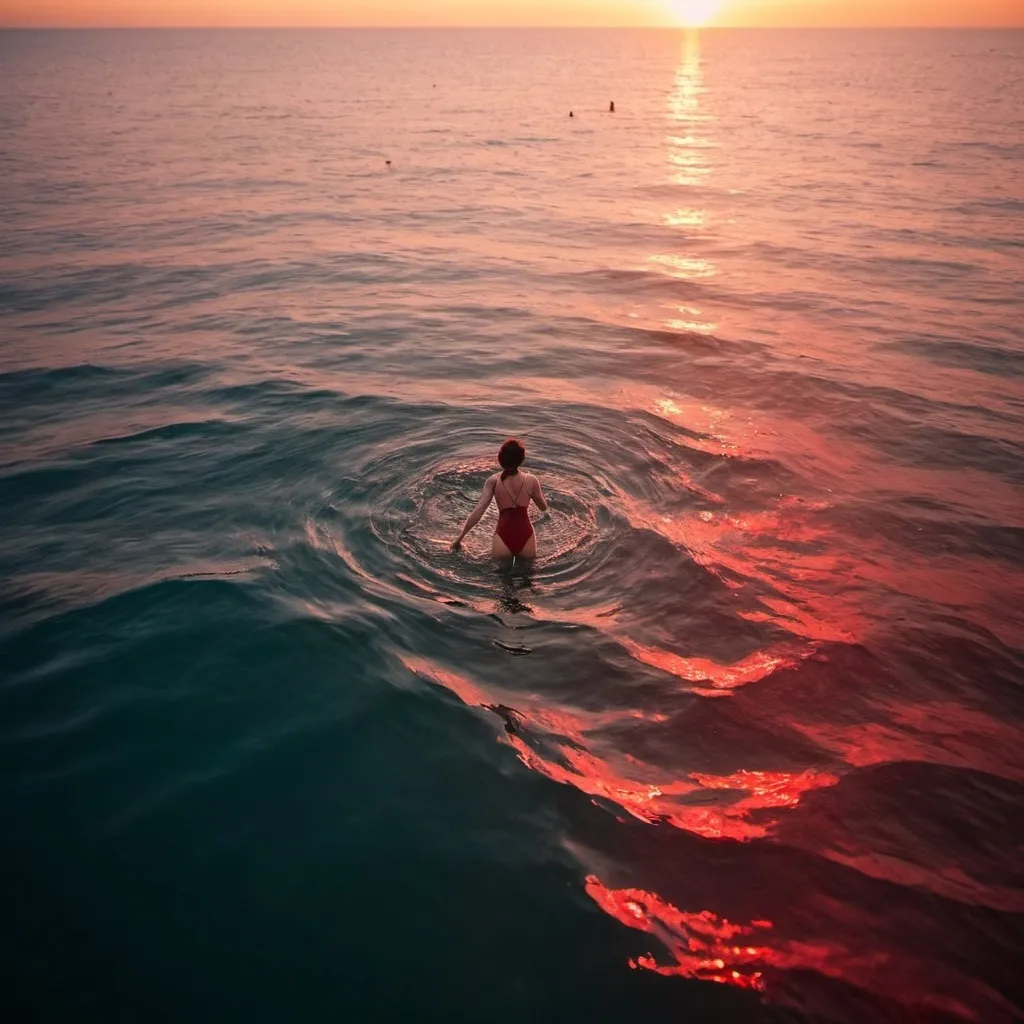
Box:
[652,30,718,337]
[401,654,840,843]
[585,876,776,990]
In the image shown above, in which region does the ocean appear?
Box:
[1,26,1022,1023]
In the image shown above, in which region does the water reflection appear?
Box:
[402,640,1011,1018]
[494,561,535,616]
[666,32,711,187]
[656,30,717,336]
[584,876,774,991]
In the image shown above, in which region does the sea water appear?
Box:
[1,27,1022,1023]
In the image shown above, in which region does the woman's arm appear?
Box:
[531,476,549,512]
[451,478,496,550]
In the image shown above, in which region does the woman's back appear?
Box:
[451,439,547,558]
[493,471,536,512]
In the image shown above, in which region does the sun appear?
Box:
[665,0,724,27]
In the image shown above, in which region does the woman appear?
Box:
[451,438,548,558]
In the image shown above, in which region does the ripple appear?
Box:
[304,414,665,619]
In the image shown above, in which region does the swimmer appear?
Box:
[451,438,548,559]
[609,100,615,113]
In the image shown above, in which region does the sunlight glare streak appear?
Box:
[651,30,717,336]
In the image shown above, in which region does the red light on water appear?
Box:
[584,875,775,991]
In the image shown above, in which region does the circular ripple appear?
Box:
[304,416,647,612]
[369,450,615,601]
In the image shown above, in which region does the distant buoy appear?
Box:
[569,111,574,118]
[609,101,615,113]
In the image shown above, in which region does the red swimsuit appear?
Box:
[495,474,534,555]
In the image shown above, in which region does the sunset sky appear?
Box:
[2,0,1020,27]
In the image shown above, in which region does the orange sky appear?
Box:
[2,0,1021,27]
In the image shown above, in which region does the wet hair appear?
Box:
[498,438,525,481]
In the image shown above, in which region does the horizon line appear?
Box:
[3,23,1022,30]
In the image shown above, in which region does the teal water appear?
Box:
[2,28,1023,1023]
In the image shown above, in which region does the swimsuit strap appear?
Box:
[499,473,524,508]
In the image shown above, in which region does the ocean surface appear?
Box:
[1,26,1023,1024]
